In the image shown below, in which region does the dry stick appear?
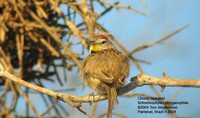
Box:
[16,33,24,78]
[137,0,153,13]
[1,69,200,104]
[149,86,160,98]
[0,71,80,107]
[169,88,184,102]
[76,1,118,28]
[1,83,17,117]
[0,53,40,117]
[40,38,60,57]
[66,20,88,48]
[52,2,89,48]
[66,1,118,47]
[128,25,189,55]
[90,102,98,118]
[16,86,42,118]
[122,93,152,98]
[77,107,89,116]
[89,0,95,12]
[99,0,147,16]
[41,100,58,116]
[30,11,82,68]
[0,99,9,116]
[60,5,91,48]
[142,73,183,117]
[61,4,91,48]
[68,0,144,42]
[132,74,200,87]
[13,0,25,23]
[0,52,18,112]
[80,0,96,37]
[0,48,40,117]
[8,82,19,112]
[29,88,76,94]
[0,51,15,98]
[167,88,184,118]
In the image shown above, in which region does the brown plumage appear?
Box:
[82,35,129,118]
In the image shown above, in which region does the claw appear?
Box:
[89,91,95,106]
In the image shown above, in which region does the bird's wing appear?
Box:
[92,73,114,83]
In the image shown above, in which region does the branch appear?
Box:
[99,0,147,16]
[137,0,153,13]
[0,66,200,108]
[0,70,80,107]
[132,73,200,87]
[127,25,189,55]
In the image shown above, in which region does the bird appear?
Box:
[81,34,129,118]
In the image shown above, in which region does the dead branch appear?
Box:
[127,25,189,55]
[0,66,200,106]
[99,0,147,16]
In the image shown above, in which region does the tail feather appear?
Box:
[106,86,118,118]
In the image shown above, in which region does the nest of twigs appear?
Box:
[0,0,84,84]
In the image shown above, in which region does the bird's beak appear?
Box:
[89,41,99,53]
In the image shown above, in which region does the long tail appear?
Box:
[106,86,119,118]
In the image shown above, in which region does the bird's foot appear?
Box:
[89,91,95,106]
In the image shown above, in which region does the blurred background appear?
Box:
[0,0,200,118]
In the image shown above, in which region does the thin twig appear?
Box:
[137,0,153,13]
[99,0,147,16]
[128,25,189,55]
[90,102,98,118]
[41,100,58,116]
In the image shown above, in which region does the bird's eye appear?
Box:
[101,41,107,44]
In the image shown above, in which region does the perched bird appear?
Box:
[82,35,129,118]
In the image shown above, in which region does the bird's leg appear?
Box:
[89,89,96,106]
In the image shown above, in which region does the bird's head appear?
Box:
[89,35,115,53]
